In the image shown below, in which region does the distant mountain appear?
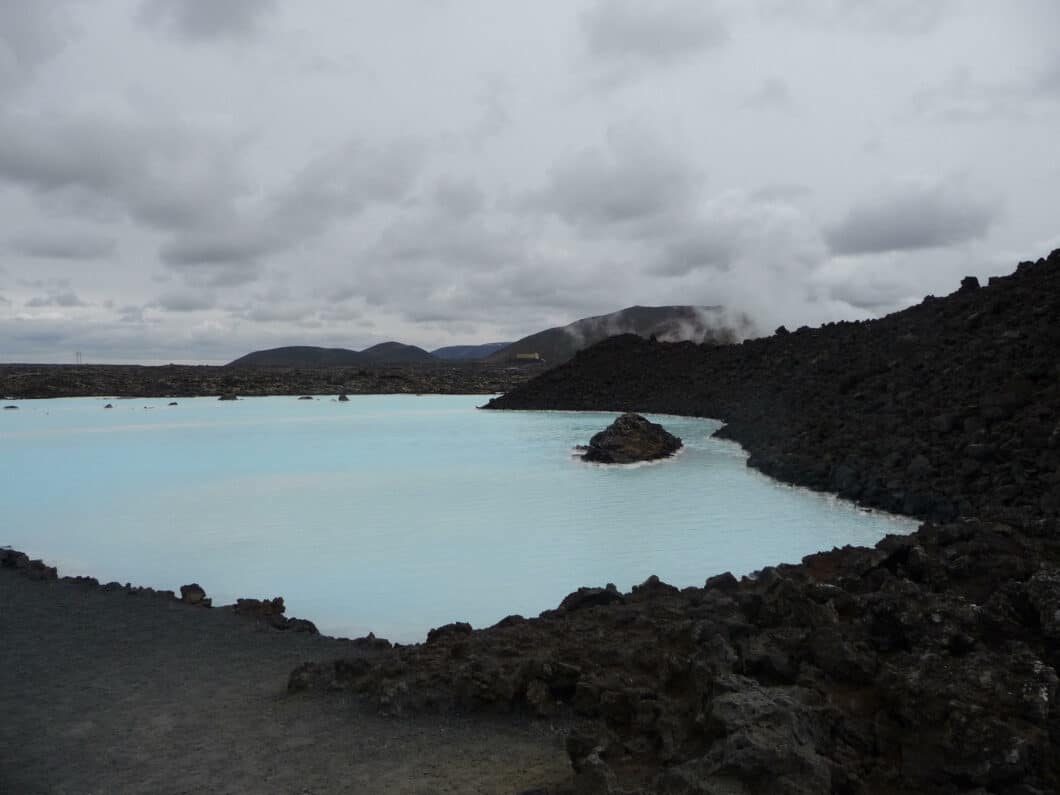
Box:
[431,342,513,361]
[227,342,435,367]
[227,346,368,368]
[360,341,435,363]
[487,305,751,365]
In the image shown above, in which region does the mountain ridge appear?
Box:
[486,304,751,365]
[225,305,748,368]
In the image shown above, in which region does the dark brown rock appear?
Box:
[179,583,209,606]
[580,413,682,464]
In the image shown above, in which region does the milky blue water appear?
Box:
[2,395,915,641]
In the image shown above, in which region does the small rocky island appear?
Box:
[580,412,682,463]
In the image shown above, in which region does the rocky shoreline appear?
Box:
[286,250,1060,793]
[0,550,570,794]
[0,360,544,400]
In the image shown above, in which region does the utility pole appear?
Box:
[75,351,83,365]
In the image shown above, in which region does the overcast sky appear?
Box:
[1,1,1057,363]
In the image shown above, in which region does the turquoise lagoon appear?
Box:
[2,395,916,641]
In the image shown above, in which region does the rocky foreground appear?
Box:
[0,360,544,400]
[0,550,569,794]
[291,250,1060,793]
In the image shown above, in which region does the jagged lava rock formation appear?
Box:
[581,413,683,464]
[296,252,1060,792]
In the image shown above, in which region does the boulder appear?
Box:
[218,393,238,401]
[179,583,210,607]
[581,413,682,464]
[426,621,473,643]
[560,585,626,612]
[338,393,350,402]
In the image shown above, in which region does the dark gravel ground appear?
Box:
[0,569,570,794]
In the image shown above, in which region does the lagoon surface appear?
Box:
[3,395,916,641]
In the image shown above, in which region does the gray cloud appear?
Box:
[467,77,510,145]
[0,2,1052,362]
[0,2,81,93]
[826,179,999,256]
[432,176,486,220]
[581,0,727,67]
[909,68,1025,123]
[751,183,812,203]
[762,0,955,35]
[151,136,424,285]
[158,230,269,268]
[116,304,145,323]
[0,107,247,234]
[26,289,87,308]
[653,229,736,277]
[526,125,700,231]
[746,77,793,110]
[153,290,216,312]
[137,0,277,41]
[271,138,424,236]
[1034,57,1060,99]
[9,230,117,260]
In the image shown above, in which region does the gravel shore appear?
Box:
[0,567,569,794]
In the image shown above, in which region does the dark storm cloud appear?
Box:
[9,231,118,261]
[826,179,998,256]
[526,126,700,231]
[581,0,727,66]
[137,0,277,41]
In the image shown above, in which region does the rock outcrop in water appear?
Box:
[289,250,1060,793]
[581,413,682,464]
